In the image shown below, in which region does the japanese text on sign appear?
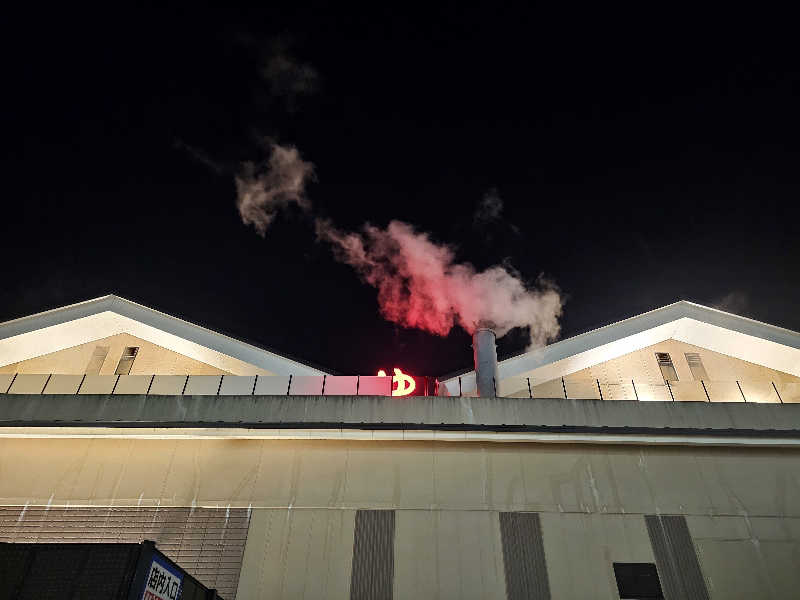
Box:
[142,556,183,600]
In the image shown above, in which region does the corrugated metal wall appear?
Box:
[499,512,551,600]
[645,515,709,600]
[0,506,250,600]
[350,510,395,600]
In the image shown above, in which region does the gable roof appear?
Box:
[0,295,328,376]
[442,301,800,395]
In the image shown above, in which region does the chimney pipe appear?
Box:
[473,327,499,397]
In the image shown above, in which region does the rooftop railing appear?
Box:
[0,373,797,403]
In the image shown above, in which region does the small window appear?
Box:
[84,346,109,374]
[655,352,678,382]
[684,352,709,381]
[114,347,139,375]
[613,563,664,599]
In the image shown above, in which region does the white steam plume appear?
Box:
[316,219,563,347]
[235,142,314,236]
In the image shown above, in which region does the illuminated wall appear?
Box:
[1,438,799,598]
[0,333,273,376]
[563,339,800,384]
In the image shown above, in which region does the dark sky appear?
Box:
[2,6,799,376]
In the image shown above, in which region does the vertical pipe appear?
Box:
[701,380,710,402]
[561,377,567,399]
[526,377,532,399]
[631,379,639,401]
[596,378,603,401]
[473,328,499,397]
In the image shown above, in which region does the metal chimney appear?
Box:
[473,327,499,397]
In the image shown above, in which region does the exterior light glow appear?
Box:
[377,367,417,397]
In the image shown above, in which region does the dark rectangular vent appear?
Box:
[645,515,709,600]
[499,512,551,600]
[613,562,664,599]
[350,510,395,600]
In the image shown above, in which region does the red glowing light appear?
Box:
[377,367,417,397]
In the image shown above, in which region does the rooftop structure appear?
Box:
[1,296,799,598]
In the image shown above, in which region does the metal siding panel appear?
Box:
[357,376,392,396]
[184,375,223,396]
[669,381,708,402]
[7,374,50,394]
[0,506,250,600]
[0,373,14,393]
[738,380,780,403]
[289,375,325,395]
[148,375,187,395]
[499,377,531,398]
[599,381,638,400]
[350,510,394,600]
[78,375,117,394]
[324,376,359,395]
[113,375,152,394]
[645,515,709,600]
[564,379,601,400]
[219,375,256,396]
[499,512,551,600]
[774,381,800,403]
[634,381,673,402]
[42,374,83,394]
[530,380,564,399]
[253,375,290,395]
[703,380,743,403]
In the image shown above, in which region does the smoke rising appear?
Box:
[261,52,319,107]
[316,219,563,347]
[473,188,504,226]
[236,144,563,347]
[235,142,315,236]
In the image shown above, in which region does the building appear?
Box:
[1,295,799,599]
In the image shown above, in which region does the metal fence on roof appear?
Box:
[0,372,797,403]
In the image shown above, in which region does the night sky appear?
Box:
[3,6,799,376]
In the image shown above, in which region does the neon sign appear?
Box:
[377,367,417,397]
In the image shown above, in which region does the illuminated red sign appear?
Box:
[376,368,441,397]
[377,367,417,397]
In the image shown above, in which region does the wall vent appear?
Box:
[114,347,139,375]
[684,352,709,381]
[655,353,678,382]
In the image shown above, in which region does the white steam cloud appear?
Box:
[316,219,562,346]
[236,144,563,347]
[235,142,315,236]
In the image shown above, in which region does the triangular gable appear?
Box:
[0,295,327,376]
[444,301,800,395]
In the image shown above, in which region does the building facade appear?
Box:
[1,295,799,599]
